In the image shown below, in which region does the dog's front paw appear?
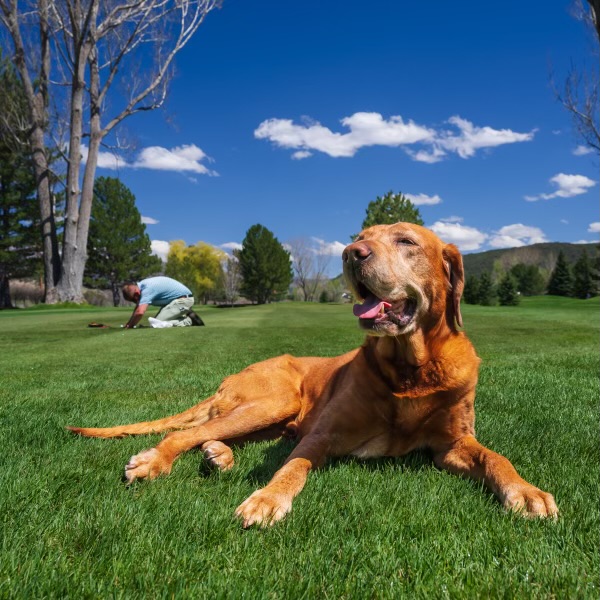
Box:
[202,441,234,471]
[502,483,558,518]
[234,488,292,528]
[124,448,172,483]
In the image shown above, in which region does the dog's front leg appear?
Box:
[235,435,329,528]
[433,435,558,518]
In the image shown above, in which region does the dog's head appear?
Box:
[343,222,464,337]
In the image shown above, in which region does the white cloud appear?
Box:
[255,112,534,162]
[81,143,216,175]
[292,150,313,160]
[255,112,433,158]
[573,239,597,244]
[132,145,215,175]
[405,147,446,163]
[80,145,124,169]
[150,240,170,262]
[560,219,569,224]
[488,224,548,249]
[141,215,159,225]
[312,238,347,256]
[588,222,600,233]
[573,145,594,156]
[435,116,535,159]
[525,173,597,201]
[404,193,442,206]
[220,242,243,252]
[439,215,464,223]
[429,221,488,251]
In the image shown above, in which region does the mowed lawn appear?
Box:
[0,298,598,598]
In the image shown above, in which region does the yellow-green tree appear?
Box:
[165,241,225,304]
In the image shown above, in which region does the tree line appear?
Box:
[464,250,599,307]
[1,1,598,309]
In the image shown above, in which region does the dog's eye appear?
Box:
[396,238,416,246]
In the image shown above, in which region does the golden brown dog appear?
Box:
[69,222,558,526]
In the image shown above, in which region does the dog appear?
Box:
[69,222,558,526]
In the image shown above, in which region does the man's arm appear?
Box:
[124,304,149,328]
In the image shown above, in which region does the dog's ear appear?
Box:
[442,244,464,328]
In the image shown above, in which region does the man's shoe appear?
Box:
[188,310,205,326]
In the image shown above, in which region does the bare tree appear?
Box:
[555,0,600,155]
[288,238,331,302]
[0,0,221,302]
[222,255,241,306]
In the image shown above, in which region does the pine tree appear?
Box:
[357,191,424,237]
[478,272,496,306]
[463,274,480,305]
[497,273,520,306]
[237,224,293,304]
[572,250,596,299]
[85,177,162,306]
[510,263,546,296]
[0,54,41,308]
[547,251,573,297]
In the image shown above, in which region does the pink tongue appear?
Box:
[353,295,391,319]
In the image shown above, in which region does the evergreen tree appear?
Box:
[546,251,573,297]
[357,191,424,237]
[463,274,480,305]
[165,240,225,304]
[497,273,520,306]
[572,250,596,299]
[237,224,293,304]
[510,263,546,296]
[478,272,496,306]
[85,177,162,306]
[0,54,41,308]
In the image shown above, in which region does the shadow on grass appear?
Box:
[219,437,435,487]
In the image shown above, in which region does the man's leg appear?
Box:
[154,297,195,327]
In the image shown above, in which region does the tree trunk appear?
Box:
[5,0,60,302]
[111,281,120,307]
[30,125,61,303]
[0,274,13,309]
[56,47,92,303]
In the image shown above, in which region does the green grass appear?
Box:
[1,298,598,598]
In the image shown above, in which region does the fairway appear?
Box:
[1,298,598,598]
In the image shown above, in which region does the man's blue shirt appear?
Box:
[138,277,193,307]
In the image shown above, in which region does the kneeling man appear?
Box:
[122,276,205,329]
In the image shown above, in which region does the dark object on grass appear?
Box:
[188,310,205,326]
[88,322,109,328]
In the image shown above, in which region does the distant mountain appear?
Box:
[461,242,598,278]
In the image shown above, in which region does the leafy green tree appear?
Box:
[463,274,480,305]
[478,272,496,306]
[547,251,573,297]
[85,177,162,306]
[0,54,41,309]
[237,224,293,304]
[510,263,546,296]
[572,250,596,299]
[165,240,225,304]
[497,273,520,306]
[357,191,424,237]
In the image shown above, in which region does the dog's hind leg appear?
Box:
[124,398,300,483]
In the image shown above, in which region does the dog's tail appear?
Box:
[67,400,214,439]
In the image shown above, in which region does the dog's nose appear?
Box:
[343,242,372,263]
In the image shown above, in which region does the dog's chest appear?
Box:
[349,396,437,459]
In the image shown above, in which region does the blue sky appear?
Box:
[91,0,599,275]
